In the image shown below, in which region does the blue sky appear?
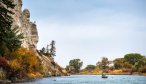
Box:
[22,0,146,68]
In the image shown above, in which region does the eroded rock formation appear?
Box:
[12,0,38,50]
[11,0,66,76]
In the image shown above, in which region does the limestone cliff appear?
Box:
[12,0,38,50]
[11,0,66,76]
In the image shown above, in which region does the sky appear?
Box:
[22,0,146,68]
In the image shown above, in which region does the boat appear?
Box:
[102,73,108,78]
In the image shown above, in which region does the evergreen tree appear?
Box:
[40,47,46,54]
[50,40,56,56]
[0,0,23,56]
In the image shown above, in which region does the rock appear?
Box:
[0,80,11,84]
[12,0,38,50]
[11,0,66,76]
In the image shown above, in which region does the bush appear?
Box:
[122,68,132,72]
[111,69,123,74]
[123,62,132,69]
[0,68,6,80]
[0,57,9,68]
[27,72,43,79]
[85,65,96,71]
[5,48,42,80]
[10,48,40,73]
[9,59,21,71]
[139,65,146,73]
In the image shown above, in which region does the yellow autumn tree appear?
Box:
[8,48,42,79]
[9,59,21,71]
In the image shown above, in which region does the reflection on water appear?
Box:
[15,75,146,84]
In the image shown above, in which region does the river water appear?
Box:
[15,75,146,84]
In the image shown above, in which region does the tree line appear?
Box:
[66,53,146,74]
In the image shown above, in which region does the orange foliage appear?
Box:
[110,69,123,74]
[9,48,41,73]
[27,72,43,79]
[9,59,21,71]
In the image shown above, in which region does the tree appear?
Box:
[114,58,125,69]
[139,65,146,73]
[0,0,15,33]
[124,53,144,65]
[123,62,132,69]
[135,57,146,72]
[40,47,46,54]
[39,40,56,57]
[4,28,23,52]
[8,48,41,80]
[0,0,23,56]
[50,40,56,56]
[69,59,83,73]
[114,58,134,70]
[65,65,75,73]
[100,57,109,69]
[85,65,96,71]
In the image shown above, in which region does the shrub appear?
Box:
[0,57,9,68]
[9,59,21,71]
[0,68,6,80]
[139,65,146,73]
[85,65,96,71]
[123,62,132,69]
[6,48,42,80]
[27,73,36,79]
[112,70,122,73]
[10,48,40,73]
[27,72,43,79]
[122,68,132,72]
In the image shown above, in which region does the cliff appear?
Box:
[12,0,38,50]
[11,0,66,76]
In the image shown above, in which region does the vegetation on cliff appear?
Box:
[0,0,23,56]
[0,0,42,81]
[0,0,66,82]
[39,40,56,57]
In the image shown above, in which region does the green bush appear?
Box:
[85,65,96,70]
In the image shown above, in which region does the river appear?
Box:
[15,75,146,84]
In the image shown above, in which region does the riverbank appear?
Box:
[79,67,146,76]
[79,72,146,76]
[0,80,11,84]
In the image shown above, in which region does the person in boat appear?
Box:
[102,72,108,78]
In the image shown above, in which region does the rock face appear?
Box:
[11,0,66,76]
[12,0,38,50]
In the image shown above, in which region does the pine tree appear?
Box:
[0,0,23,56]
[50,40,56,56]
